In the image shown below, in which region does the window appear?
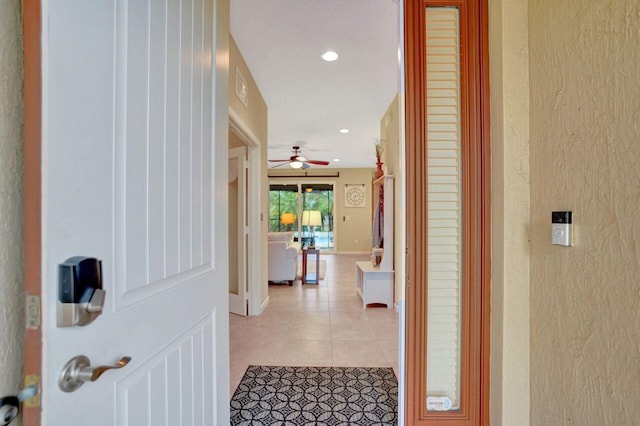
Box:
[425,6,462,410]
[405,0,490,424]
[269,184,299,232]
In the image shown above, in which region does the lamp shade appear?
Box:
[302,210,322,227]
[280,212,296,225]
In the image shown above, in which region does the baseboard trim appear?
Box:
[257,295,270,316]
[332,251,370,255]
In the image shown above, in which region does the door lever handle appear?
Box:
[77,355,131,382]
[59,355,132,393]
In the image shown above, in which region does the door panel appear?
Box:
[41,1,229,424]
[114,0,214,307]
[116,316,215,425]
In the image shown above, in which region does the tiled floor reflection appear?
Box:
[229,253,399,394]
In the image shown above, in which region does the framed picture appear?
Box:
[345,184,366,208]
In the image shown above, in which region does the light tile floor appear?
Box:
[229,253,399,394]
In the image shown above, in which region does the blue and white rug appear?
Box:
[230,365,398,425]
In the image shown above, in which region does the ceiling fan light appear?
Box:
[321,50,339,62]
[290,160,304,169]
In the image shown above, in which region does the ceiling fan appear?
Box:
[268,146,330,169]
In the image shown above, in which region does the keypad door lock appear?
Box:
[57,257,106,327]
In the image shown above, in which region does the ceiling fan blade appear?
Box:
[268,159,290,162]
[306,160,330,166]
[270,162,290,168]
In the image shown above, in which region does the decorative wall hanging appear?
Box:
[235,67,248,107]
[345,184,366,208]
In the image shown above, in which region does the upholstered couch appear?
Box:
[267,232,301,285]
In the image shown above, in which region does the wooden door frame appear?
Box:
[404,0,491,424]
[23,0,42,424]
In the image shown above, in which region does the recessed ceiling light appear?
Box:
[321,51,339,62]
[332,158,341,162]
[339,128,350,134]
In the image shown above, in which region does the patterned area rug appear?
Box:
[230,365,398,425]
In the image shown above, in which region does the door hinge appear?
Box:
[22,375,40,408]
[26,296,40,330]
[405,247,411,288]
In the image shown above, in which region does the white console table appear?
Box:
[355,261,394,309]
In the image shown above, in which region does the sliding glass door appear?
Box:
[269,184,300,233]
[301,184,334,249]
[269,182,335,250]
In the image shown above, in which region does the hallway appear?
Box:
[229,253,400,393]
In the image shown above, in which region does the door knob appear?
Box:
[59,355,132,392]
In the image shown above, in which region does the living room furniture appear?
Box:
[268,232,301,285]
[302,248,320,284]
[355,175,394,308]
[355,261,394,308]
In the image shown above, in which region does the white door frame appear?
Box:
[396,0,406,423]
[228,146,248,315]
[229,108,264,316]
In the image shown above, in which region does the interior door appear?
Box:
[228,147,248,316]
[41,1,230,424]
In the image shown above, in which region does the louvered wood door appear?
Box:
[405,0,490,424]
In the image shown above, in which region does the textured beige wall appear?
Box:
[229,36,268,144]
[335,168,375,252]
[229,128,245,149]
[489,0,531,424]
[0,0,25,411]
[229,36,269,308]
[529,1,640,424]
[268,168,375,252]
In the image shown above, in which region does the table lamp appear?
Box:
[280,212,296,231]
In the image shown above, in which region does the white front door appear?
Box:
[41,1,230,424]
[228,147,248,316]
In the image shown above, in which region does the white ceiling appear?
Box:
[230,0,400,169]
